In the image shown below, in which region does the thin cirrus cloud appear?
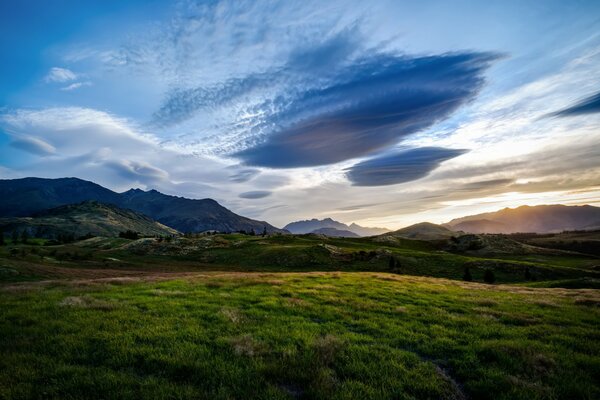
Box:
[234,52,498,168]
[549,90,600,117]
[346,147,467,186]
[44,67,77,83]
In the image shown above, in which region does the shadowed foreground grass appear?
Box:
[1,272,599,399]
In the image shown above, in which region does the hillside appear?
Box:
[310,227,359,237]
[445,204,600,233]
[284,218,389,236]
[0,201,178,238]
[385,222,457,241]
[0,178,285,234]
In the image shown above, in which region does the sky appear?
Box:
[1,0,600,229]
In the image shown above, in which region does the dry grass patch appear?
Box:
[313,334,343,365]
[220,307,245,324]
[59,295,117,310]
[229,334,263,356]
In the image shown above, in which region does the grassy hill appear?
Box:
[0,201,179,238]
[385,222,458,241]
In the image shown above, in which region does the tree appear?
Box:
[11,230,19,244]
[0,231,4,246]
[388,256,396,271]
[483,269,496,284]
[21,230,29,244]
[119,230,139,240]
[262,226,267,237]
[249,228,256,236]
[463,266,472,282]
[524,267,532,281]
[394,258,401,273]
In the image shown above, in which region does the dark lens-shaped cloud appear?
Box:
[549,90,600,117]
[346,147,467,186]
[239,190,272,199]
[235,52,496,168]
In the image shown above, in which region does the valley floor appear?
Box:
[1,271,599,400]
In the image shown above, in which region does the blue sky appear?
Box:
[1,0,600,228]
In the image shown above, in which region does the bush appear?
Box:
[119,230,139,240]
[463,267,472,282]
[483,269,496,284]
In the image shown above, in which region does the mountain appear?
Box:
[385,222,457,241]
[444,205,600,233]
[118,188,283,234]
[310,227,359,238]
[347,223,390,236]
[0,177,285,234]
[0,201,178,238]
[450,219,511,234]
[284,218,389,236]
[0,177,120,217]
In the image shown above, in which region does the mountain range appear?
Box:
[0,177,285,234]
[444,204,600,233]
[283,218,390,236]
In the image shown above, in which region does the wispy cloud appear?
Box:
[44,67,77,83]
[549,90,600,117]
[60,81,92,91]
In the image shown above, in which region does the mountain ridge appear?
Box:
[284,218,389,236]
[0,177,285,234]
[444,204,600,233]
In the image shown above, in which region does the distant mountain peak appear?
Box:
[284,217,389,236]
[444,204,600,233]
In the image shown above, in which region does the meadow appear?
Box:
[0,234,599,399]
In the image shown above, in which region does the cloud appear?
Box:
[234,52,497,167]
[239,190,272,199]
[549,90,600,117]
[60,81,93,91]
[228,167,260,183]
[9,136,56,156]
[346,147,467,186]
[44,67,77,83]
[105,160,169,182]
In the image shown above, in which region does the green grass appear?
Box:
[2,232,598,286]
[1,272,598,399]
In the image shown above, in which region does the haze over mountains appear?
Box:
[284,218,390,237]
[0,178,284,234]
[444,205,600,233]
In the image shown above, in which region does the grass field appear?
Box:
[1,234,599,399]
[1,272,599,399]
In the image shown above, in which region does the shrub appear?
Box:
[483,269,496,284]
[119,230,139,240]
[463,266,473,281]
